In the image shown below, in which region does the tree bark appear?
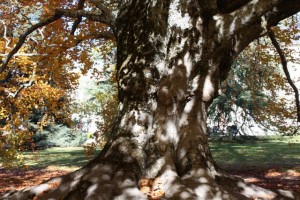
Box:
[1,0,300,199]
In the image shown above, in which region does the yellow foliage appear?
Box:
[0,0,113,167]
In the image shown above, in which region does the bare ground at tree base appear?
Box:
[0,165,299,196]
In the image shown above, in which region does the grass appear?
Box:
[3,136,298,171]
[209,135,300,169]
[21,147,101,171]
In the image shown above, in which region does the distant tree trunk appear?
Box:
[2,1,300,200]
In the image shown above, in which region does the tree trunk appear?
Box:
[2,1,300,200]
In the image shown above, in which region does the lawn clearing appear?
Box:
[209,136,300,193]
[21,147,101,170]
[0,137,299,194]
[209,136,300,169]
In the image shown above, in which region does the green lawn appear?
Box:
[22,147,101,170]
[209,136,300,169]
[17,136,300,171]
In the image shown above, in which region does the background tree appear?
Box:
[208,20,300,136]
[1,0,300,199]
[0,0,116,165]
[0,1,78,166]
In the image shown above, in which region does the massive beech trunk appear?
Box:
[2,0,300,200]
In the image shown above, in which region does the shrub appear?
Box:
[31,124,87,148]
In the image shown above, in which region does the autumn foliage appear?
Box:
[209,17,300,135]
[0,0,115,166]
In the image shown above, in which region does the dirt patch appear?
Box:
[0,166,299,195]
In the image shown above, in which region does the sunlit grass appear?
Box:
[21,147,101,171]
[2,136,298,171]
[209,136,300,169]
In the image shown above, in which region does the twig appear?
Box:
[0,21,12,49]
[268,28,300,122]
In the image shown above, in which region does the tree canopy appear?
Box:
[208,19,300,135]
[0,0,116,165]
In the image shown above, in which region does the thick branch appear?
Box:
[0,12,63,74]
[224,0,300,40]
[70,0,85,35]
[0,8,115,75]
[56,9,113,25]
[217,0,252,13]
[89,0,116,27]
[265,3,300,27]
[220,0,300,67]
[268,28,300,122]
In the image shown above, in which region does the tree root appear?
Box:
[1,165,299,200]
[215,171,300,200]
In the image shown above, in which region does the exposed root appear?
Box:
[216,171,300,200]
[1,163,299,200]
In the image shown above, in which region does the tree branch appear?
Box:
[70,0,86,35]
[89,0,116,27]
[268,28,300,122]
[222,0,300,41]
[6,65,36,99]
[265,3,300,27]
[0,7,116,75]
[0,11,64,74]
[221,0,300,62]
[57,8,115,28]
[0,21,13,49]
[217,0,252,13]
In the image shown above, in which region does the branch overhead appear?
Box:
[0,6,116,75]
[268,28,300,122]
[217,0,252,13]
[88,0,116,28]
[56,9,114,26]
[70,0,86,35]
[216,0,300,53]
[0,11,63,74]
